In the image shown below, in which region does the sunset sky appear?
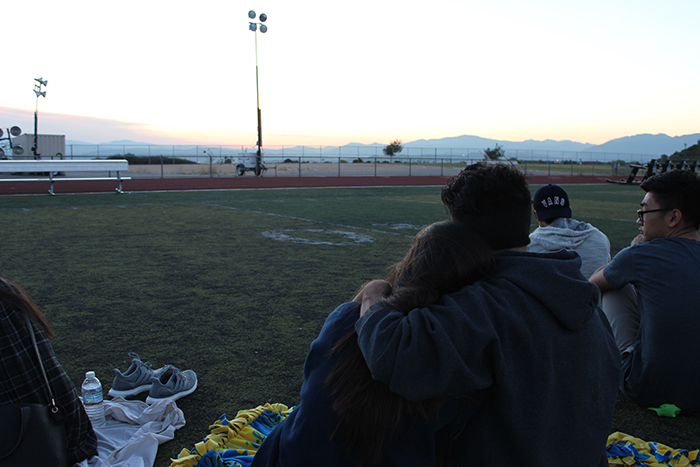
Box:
[1,0,698,147]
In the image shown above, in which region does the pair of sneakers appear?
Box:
[108,352,198,404]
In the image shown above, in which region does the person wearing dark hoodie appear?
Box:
[353,163,621,467]
[528,184,611,280]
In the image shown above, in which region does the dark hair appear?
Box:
[0,278,53,338]
[441,162,531,250]
[325,221,495,466]
[641,170,700,230]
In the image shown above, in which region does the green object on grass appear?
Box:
[648,404,681,417]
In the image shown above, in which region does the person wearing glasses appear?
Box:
[590,169,700,412]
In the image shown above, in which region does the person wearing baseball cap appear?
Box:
[529,184,611,279]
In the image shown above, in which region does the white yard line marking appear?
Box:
[201,202,414,238]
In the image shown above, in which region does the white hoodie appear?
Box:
[528,217,611,280]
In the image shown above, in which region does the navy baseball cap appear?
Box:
[533,184,572,221]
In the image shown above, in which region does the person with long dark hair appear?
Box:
[0,278,97,465]
[251,220,495,467]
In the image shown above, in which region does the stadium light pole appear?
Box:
[32,77,47,159]
[248,10,267,176]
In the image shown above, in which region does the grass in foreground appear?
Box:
[0,184,695,466]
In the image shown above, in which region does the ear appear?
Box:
[533,210,540,221]
[667,209,683,228]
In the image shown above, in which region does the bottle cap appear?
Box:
[86,371,95,378]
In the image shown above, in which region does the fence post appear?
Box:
[374,157,377,176]
[160,155,164,179]
[298,157,301,177]
[338,157,341,177]
[210,154,213,178]
[409,158,412,176]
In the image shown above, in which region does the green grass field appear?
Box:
[0,183,695,465]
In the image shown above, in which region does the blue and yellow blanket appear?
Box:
[171,406,699,467]
[606,432,699,466]
[171,403,292,467]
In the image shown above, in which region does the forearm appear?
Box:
[589,265,612,292]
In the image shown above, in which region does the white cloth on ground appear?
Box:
[76,397,186,467]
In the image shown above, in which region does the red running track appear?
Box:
[0,174,616,196]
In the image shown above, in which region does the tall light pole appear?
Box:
[32,77,47,159]
[248,10,267,176]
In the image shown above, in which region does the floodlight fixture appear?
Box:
[249,23,257,31]
[0,125,24,157]
[248,10,256,19]
[35,77,48,86]
[259,13,267,22]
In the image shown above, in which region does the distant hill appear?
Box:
[403,135,594,153]
[588,133,700,156]
[670,142,700,161]
[66,139,151,145]
[60,133,700,162]
[104,139,152,145]
[402,133,699,157]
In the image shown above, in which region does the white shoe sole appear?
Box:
[108,383,153,398]
[145,379,197,405]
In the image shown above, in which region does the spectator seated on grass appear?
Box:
[591,170,700,412]
[251,220,497,466]
[353,163,621,466]
[529,183,611,280]
[0,277,97,465]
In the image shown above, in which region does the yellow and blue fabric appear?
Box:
[171,403,293,467]
[606,432,700,466]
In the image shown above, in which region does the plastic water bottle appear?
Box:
[82,371,105,427]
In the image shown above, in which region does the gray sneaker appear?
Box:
[108,353,165,398]
[145,365,197,404]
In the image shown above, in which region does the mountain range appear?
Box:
[398,133,699,156]
[65,133,699,161]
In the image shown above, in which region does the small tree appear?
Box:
[483,144,505,161]
[383,139,403,161]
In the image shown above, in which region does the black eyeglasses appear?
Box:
[637,208,671,223]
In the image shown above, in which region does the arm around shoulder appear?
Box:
[354,297,496,401]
